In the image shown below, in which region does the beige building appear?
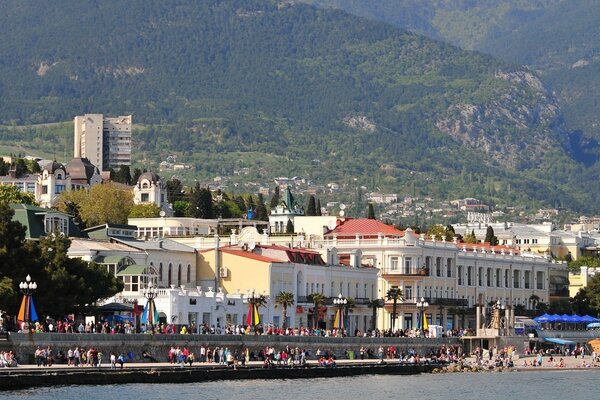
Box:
[307,218,564,332]
[74,114,132,172]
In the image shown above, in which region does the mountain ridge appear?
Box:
[0,0,595,213]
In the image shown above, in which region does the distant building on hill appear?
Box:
[73,114,132,173]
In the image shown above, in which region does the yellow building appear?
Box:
[197,243,378,333]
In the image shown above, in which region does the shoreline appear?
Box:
[0,360,437,391]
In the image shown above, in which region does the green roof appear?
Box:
[94,255,128,265]
[116,264,150,276]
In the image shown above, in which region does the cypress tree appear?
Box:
[307,195,317,216]
[286,219,294,233]
[316,199,322,216]
[367,203,376,219]
[270,186,280,209]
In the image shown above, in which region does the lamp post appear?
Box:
[333,293,347,336]
[18,274,37,332]
[416,297,429,335]
[141,281,159,331]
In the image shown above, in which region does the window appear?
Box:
[532,239,538,244]
[168,263,172,286]
[159,263,163,282]
[487,268,492,287]
[55,184,66,194]
[404,257,412,274]
[496,268,502,287]
[123,275,139,292]
[405,286,413,302]
[467,267,473,286]
[178,264,182,285]
[436,258,442,277]
[446,258,452,278]
[44,215,69,236]
[457,265,463,285]
[536,271,544,290]
[524,271,531,289]
[390,256,399,271]
[513,270,520,288]
[504,270,509,288]
[141,193,149,202]
[478,267,483,286]
[42,185,48,194]
[187,264,191,283]
[515,239,521,244]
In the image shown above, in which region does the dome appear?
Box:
[137,171,161,185]
[65,157,99,181]
[43,160,66,174]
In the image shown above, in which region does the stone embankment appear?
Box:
[0,361,440,391]
[2,332,460,362]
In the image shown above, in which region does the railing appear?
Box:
[389,297,469,307]
[382,268,429,277]
[297,296,371,306]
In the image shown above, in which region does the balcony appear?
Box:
[390,297,468,307]
[382,267,429,277]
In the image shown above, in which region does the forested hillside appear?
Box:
[0,0,597,212]
[302,0,600,155]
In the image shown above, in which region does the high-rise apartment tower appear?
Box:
[73,114,132,172]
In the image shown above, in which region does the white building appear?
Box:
[132,172,168,212]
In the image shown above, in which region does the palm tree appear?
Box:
[529,294,540,315]
[386,287,404,332]
[275,291,295,329]
[367,299,384,331]
[308,292,327,329]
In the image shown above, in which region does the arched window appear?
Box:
[168,263,172,286]
[186,264,191,283]
[159,262,163,282]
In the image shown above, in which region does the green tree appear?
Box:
[386,287,404,332]
[584,273,600,313]
[367,203,376,219]
[274,291,295,329]
[173,200,190,217]
[255,193,269,221]
[463,229,478,244]
[0,203,35,312]
[0,185,37,205]
[36,234,124,318]
[367,298,384,331]
[484,226,499,245]
[427,224,448,241]
[306,195,317,216]
[286,219,294,233]
[308,292,327,329]
[316,199,322,216]
[189,183,214,219]
[567,256,600,273]
[113,165,132,185]
[131,168,143,185]
[269,186,280,209]
[57,182,134,227]
[129,203,161,218]
[571,288,593,316]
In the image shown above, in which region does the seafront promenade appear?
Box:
[1,332,461,362]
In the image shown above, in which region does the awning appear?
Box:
[116,264,150,275]
[544,337,576,346]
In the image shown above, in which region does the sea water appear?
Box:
[2,370,596,399]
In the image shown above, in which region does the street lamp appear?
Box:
[416,297,429,334]
[141,281,159,330]
[333,293,347,335]
[18,274,38,331]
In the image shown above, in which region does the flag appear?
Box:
[17,296,27,322]
[245,302,260,326]
[333,308,345,329]
[141,300,159,325]
[423,311,429,330]
[29,297,38,322]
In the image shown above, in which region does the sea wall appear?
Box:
[1,333,461,362]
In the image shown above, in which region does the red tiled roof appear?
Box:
[325,218,404,238]
[219,248,282,263]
